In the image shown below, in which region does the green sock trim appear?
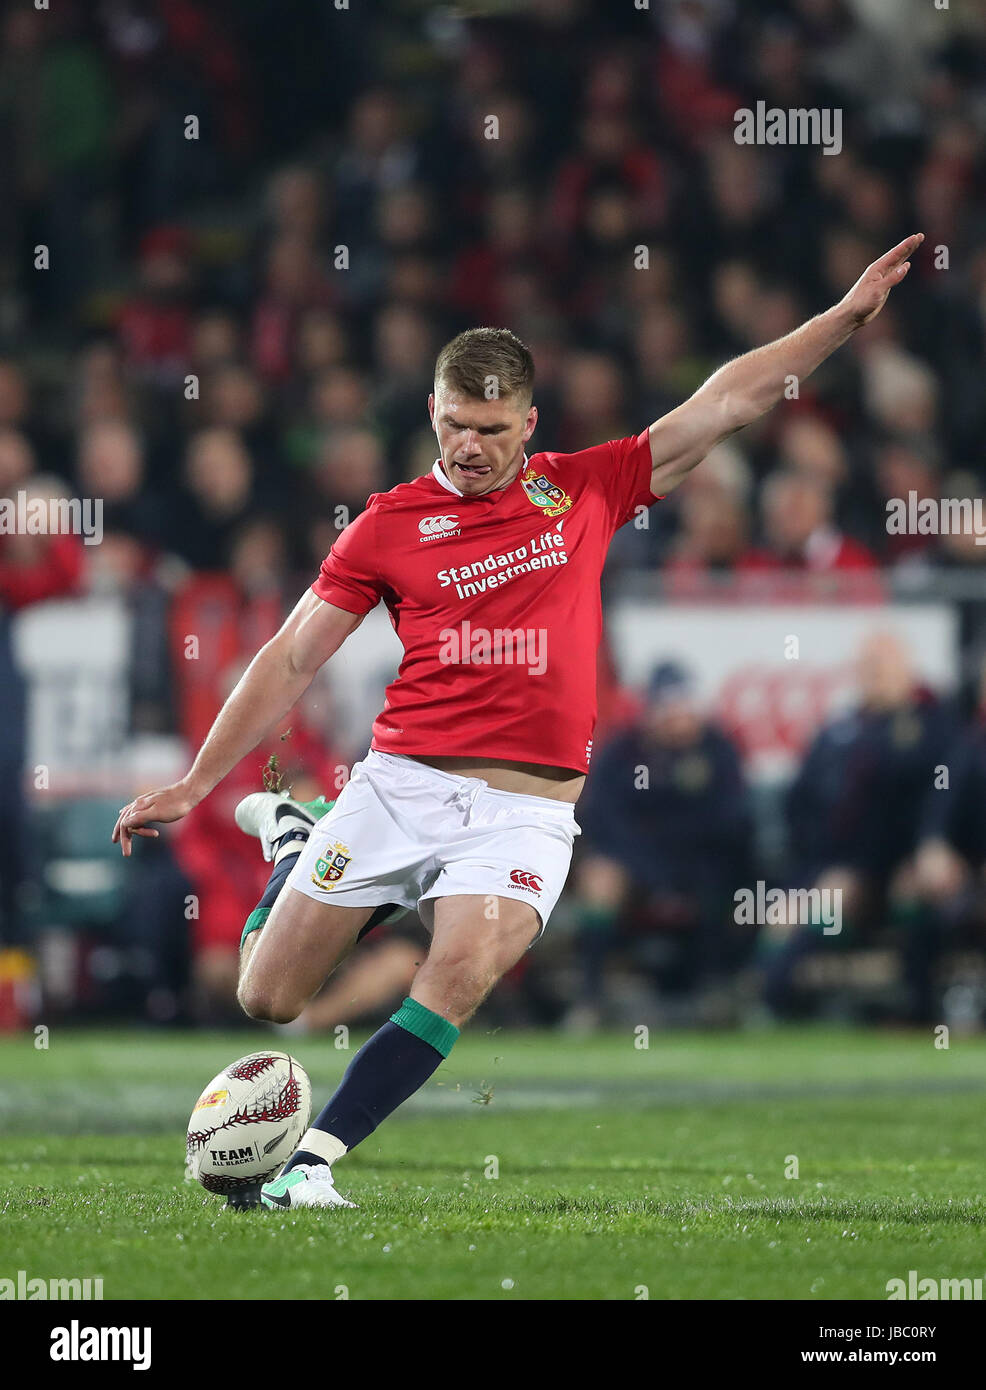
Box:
[240,907,271,951]
[390,996,459,1058]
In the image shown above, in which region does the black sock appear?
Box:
[282,999,459,1171]
[239,845,304,949]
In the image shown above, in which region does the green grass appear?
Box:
[1,1025,984,1300]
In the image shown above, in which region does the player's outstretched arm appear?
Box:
[646,233,924,496]
[111,594,365,857]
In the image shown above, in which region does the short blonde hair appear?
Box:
[434,327,534,406]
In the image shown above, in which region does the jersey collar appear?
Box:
[432,455,529,498]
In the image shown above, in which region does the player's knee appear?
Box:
[237,979,301,1025]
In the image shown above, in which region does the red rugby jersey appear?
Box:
[312,432,660,772]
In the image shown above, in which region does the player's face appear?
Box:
[429,385,537,496]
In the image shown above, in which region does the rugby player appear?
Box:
[112,234,922,1209]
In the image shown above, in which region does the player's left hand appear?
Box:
[841,233,924,327]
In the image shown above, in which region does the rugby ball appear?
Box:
[186,1051,312,1195]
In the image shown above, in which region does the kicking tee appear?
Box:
[312,432,661,772]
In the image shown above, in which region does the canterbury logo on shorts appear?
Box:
[509,869,543,894]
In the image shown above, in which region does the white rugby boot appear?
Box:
[260,1164,356,1210]
[234,791,331,862]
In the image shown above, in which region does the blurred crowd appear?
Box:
[2,0,986,1027]
[569,634,986,1033]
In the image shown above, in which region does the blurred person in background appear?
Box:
[116,224,195,388]
[772,413,881,555]
[934,481,986,668]
[632,302,709,425]
[910,656,986,1025]
[6,3,118,322]
[260,165,327,253]
[856,319,940,447]
[0,362,36,449]
[0,472,84,944]
[454,91,539,225]
[295,309,350,379]
[199,362,274,459]
[308,366,371,436]
[656,437,757,589]
[663,487,754,597]
[85,528,173,735]
[250,233,336,385]
[761,630,956,1020]
[874,439,943,569]
[370,304,437,477]
[740,469,883,600]
[774,415,849,491]
[333,87,421,252]
[568,661,753,1030]
[554,350,629,454]
[279,366,374,474]
[69,342,133,434]
[189,309,242,377]
[0,428,35,497]
[75,419,165,549]
[449,186,554,325]
[711,260,764,354]
[175,427,257,570]
[365,185,439,292]
[307,427,385,524]
[549,108,666,254]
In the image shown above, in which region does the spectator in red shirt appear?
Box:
[739,471,884,601]
[664,489,755,598]
[116,226,194,388]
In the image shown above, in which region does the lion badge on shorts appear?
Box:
[311,842,352,889]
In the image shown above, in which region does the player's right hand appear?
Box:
[111,780,200,858]
[840,232,923,326]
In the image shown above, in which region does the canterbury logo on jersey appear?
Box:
[509,869,543,894]
[419,514,460,540]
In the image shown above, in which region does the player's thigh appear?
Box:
[238,885,374,1018]
[411,894,540,1025]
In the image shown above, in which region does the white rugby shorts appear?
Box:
[286,750,581,938]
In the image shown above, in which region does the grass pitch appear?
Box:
[1,1025,984,1301]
